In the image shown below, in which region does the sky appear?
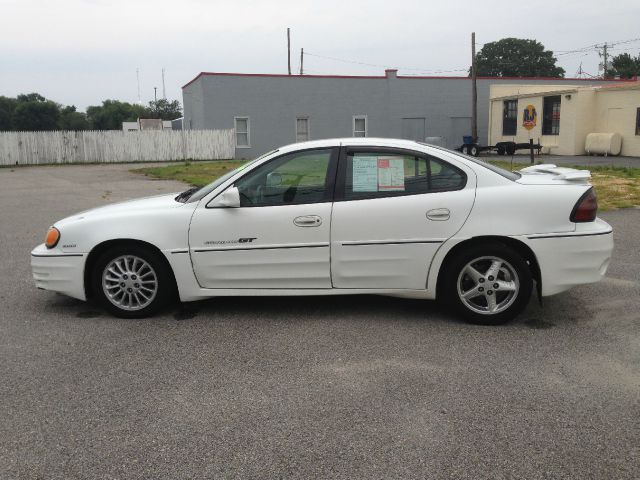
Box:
[1,0,639,111]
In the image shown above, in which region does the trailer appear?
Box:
[456,140,542,157]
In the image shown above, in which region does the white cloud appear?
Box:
[1,0,638,109]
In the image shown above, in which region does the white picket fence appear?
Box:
[0,129,236,166]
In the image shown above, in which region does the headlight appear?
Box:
[45,227,60,249]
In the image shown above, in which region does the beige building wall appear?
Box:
[570,89,597,155]
[593,86,640,157]
[489,83,640,157]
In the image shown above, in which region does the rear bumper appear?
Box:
[31,244,87,300]
[522,220,614,296]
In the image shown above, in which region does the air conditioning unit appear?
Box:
[585,132,622,156]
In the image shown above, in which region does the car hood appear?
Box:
[54,193,186,227]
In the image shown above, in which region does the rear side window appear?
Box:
[342,151,466,201]
[418,143,521,181]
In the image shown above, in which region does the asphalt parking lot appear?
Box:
[1,163,639,479]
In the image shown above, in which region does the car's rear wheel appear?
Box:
[92,245,175,318]
[443,243,532,325]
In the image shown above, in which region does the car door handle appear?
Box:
[426,208,450,221]
[294,215,322,227]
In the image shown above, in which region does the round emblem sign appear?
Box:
[523,105,537,131]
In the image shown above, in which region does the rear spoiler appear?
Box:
[519,164,591,181]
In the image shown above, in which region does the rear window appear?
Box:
[464,156,522,181]
[418,143,521,181]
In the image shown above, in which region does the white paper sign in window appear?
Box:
[377,157,405,191]
[352,156,378,192]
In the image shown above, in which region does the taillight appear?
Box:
[570,187,597,223]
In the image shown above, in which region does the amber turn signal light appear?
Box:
[45,227,61,249]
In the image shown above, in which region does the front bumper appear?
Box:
[523,219,614,296]
[31,244,87,300]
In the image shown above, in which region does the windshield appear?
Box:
[179,150,278,203]
[418,143,521,181]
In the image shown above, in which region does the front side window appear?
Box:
[502,100,518,136]
[353,116,367,137]
[234,117,250,147]
[542,96,561,135]
[234,149,333,207]
[342,151,466,201]
[296,117,309,142]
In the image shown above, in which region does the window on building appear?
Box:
[636,108,640,136]
[342,151,466,201]
[234,117,250,148]
[353,116,367,137]
[502,100,518,136]
[296,117,309,142]
[542,96,561,135]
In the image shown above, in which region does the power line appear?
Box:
[304,51,468,75]
[304,36,640,79]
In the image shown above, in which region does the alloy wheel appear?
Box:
[456,256,520,315]
[101,255,158,311]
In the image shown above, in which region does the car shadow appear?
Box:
[168,294,464,326]
[44,287,592,330]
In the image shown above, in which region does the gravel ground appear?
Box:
[1,163,639,479]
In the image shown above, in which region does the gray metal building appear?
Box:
[182,70,622,158]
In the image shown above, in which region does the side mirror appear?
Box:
[266,172,282,187]
[210,186,241,208]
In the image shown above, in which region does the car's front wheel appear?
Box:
[92,245,175,318]
[443,243,532,325]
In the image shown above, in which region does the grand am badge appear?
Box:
[204,237,257,245]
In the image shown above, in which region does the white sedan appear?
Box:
[31,138,613,325]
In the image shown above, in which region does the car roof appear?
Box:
[276,137,428,153]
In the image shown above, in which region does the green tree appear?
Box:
[0,96,18,131]
[58,105,90,130]
[148,99,182,120]
[473,38,565,77]
[17,93,47,103]
[86,100,151,130]
[608,53,640,79]
[12,94,61,131]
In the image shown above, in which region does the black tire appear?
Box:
[497,146,506,155]
[442,242,532,325]
[469,145,479,157]
[92,244,176,318]
[461,145,469,155]
[506,143,516,156]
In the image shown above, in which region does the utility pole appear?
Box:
[136,68,141,104]
[471,32,478,143]
[300,48,304,75]
[287,28,291,75]
[597,42,611,78]
[154,87,157,103]
[162,68,166,99]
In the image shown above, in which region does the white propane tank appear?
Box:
[585,132,622,156]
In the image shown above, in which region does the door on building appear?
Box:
[401,118,426,142]
[450,117,472,148]
[330,146,476,289]
[188,148,338,289]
